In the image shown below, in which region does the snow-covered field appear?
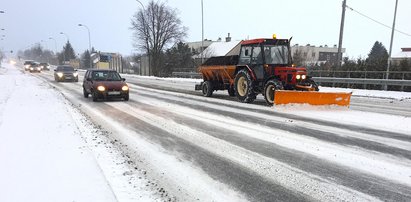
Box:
[2,61,411,201]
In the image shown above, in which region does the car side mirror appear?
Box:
[122,78,126,81]
[75,69,78,71]
[54,69,56,71]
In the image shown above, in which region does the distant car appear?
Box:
[29,63,42,73]
[39,63,50,71]
[54,65,78,82]
[24,60,35,71]
[82,69,129,102]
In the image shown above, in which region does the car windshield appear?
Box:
[263,45,290,65]
[57,66,74,71]
[92,71,122,81]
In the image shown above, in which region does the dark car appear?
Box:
[29,63,42,73]
[24,60,35,71]
[54,65,78,82]
[39,63,50,71]
[82,69,129,102]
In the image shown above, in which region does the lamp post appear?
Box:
[78,23,92,69]
[59,32,69,63]
[136,0,151,76]
[48,37,57,55]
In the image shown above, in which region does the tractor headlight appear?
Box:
[122,85,129,91]
[296,75,301,80]
[97,86,106,92]
[302,75,307,80]
[73,72,78,77]
[57,72,63,77]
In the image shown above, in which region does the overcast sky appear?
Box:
[1,0,410,58]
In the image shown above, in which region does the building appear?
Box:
[91,52,123,73]
[391,48,411,66]
[291,44,345,66]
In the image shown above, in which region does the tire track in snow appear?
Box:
[133,87,411,161]
[124,99,411,201]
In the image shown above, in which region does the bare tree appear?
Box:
[131,0,187,76]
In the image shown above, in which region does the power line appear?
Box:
[345,4,411,37]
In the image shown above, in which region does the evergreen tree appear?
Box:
[58,41,76,64]
[366,41,388,71]
[163,42,195,76]
[80,50,91,69]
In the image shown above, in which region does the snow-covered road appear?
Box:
[3,61,411,201]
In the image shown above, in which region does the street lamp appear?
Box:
[59,32,69,42]
[136,0,151,76]
[136,0,145,9]
[48,37,57,55]
[59,32,69,63]
[78,23,92,69]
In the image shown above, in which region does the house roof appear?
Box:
[392,47,411,58]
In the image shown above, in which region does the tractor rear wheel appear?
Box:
[234,69,256,103]
[264,79,282,106]
[202,81,213,97]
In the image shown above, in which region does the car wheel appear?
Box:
[92,90,98,102]
[83,88,89,98]
[124,93,129,101]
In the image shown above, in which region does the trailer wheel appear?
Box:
[228,86,235,97]
[264,79,282,106]
[234,69,256,103]
[202,81,213,97]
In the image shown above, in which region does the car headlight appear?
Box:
[302,75,307,80]
[122,85,129,91]
[296,75,301,80]
[73,72,78,77]
[30,68,34,70]
[57,72,63,77]
[97,86,106,91]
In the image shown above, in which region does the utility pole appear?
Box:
[337,0,347,69]
[385,0,399,90]
[201,0,204,64]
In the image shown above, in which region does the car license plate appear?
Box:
[66,76,72,79]
[108,91,120,95]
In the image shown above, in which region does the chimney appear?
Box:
[226,33,231,42]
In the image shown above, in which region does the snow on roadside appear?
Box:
[0,62,164,202]
[320,86,411,100]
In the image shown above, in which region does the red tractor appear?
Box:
[195,36,351,106]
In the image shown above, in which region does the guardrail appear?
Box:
[171,72,411,91]
[308,70,411,80]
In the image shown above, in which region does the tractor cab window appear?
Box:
[239,46,252,64]
[251,46,263,64]
[263,45,289,65]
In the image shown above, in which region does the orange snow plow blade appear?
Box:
[274,90,352,106]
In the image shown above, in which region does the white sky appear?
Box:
[1,0,410,58]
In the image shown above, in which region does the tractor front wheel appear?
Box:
[264,79,282,106]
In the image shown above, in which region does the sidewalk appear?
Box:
[0,63,117,202]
